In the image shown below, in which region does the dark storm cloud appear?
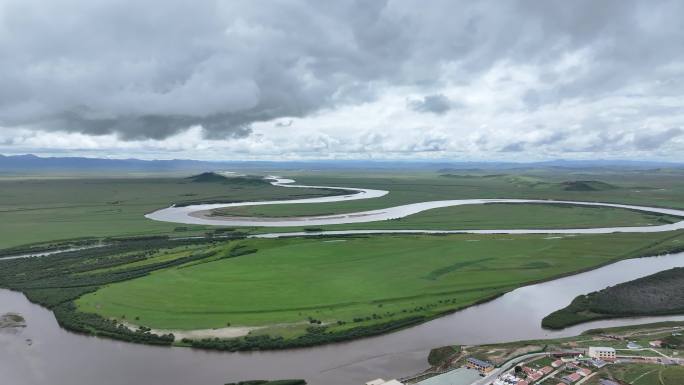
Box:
[634,128,684,150]
[498,131,568,152]
[37,112,254,141]
[407,94,456,115]
[274,120,293,128]
[522,90,542,111]
[1,0,684,142]
[500,142,526,153]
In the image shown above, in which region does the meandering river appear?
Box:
[3,177,684,385]
[146,177,684,233]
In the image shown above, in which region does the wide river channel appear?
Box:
[2,177,684,385]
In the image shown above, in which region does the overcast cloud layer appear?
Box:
[1,0,683,160]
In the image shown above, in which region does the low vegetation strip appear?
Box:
[185,316,426,351]
[423,257,495,280]
[542,267,684,329]
[186,172,268,185]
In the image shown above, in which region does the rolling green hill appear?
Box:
[560,180,618,191]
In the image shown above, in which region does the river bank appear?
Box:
[2,251,684,385]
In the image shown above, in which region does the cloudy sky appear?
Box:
[1,0,683,161]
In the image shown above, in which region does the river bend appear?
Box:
[3,176,684,385]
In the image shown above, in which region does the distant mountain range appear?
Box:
[0,153,682,174]
[0,154,216,173]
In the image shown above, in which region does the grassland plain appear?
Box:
[2,169,684,250]
[76,231,684,336]
[213,169,684,220]
[231,203,680,233]
[0,175,339,249]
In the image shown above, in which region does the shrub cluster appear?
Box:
[186,316,425,351]
[54,302,174,345]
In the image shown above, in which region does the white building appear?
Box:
[365,379,404,385]
[587,347,616,360]
[627,341,642,349]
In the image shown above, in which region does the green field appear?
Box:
[234,203,679,232]
[76,231,684,333]
[3,169,683,251]
[213,170,684,219]
[0,176,337,249]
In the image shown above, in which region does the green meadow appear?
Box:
[76,231,684,334]
[237,203,680,233]
[0,176,334,249]
[325,203,679,230]
[215,170,684,218]
[2,169,683,250]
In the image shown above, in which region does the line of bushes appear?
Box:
[225,380,306,385]
[0,238,100,258]
[0,237,234,345]
[185,316,425,351]
[427,345,461,366]
[54,302,175,345]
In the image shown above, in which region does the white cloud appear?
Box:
[1,0,684,161]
